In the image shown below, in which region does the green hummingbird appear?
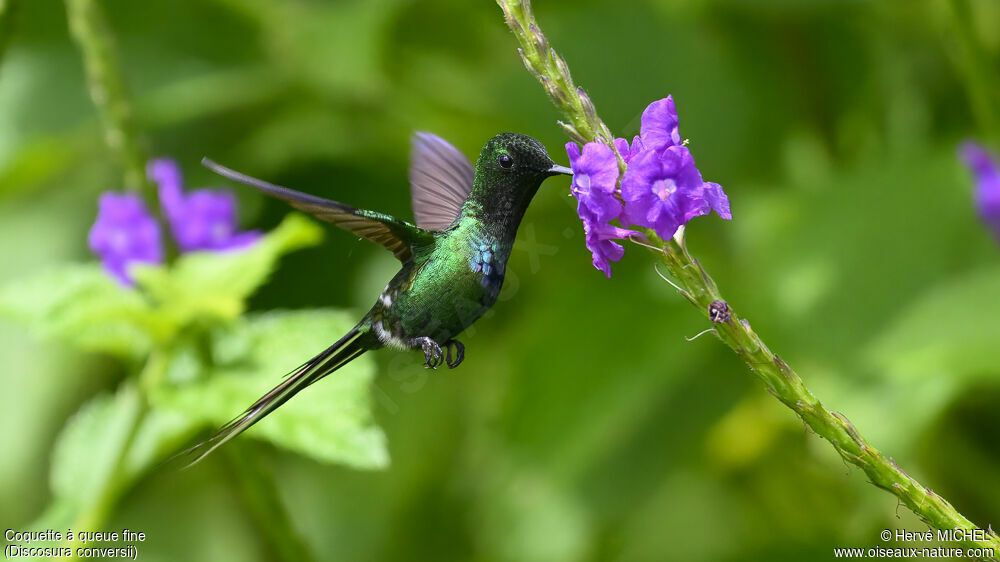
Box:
[192,132,571,461]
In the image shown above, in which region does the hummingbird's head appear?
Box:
[467,133,572,231]
[476,133,573,184]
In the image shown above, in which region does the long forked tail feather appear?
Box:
[180,325,368,467]
[202,157,348,209]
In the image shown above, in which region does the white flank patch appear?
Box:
[373,320,408,350]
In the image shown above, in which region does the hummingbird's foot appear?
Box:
[412,336,444,369]
[444,339,465,369]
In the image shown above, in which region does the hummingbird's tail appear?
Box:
[181,324,370,466]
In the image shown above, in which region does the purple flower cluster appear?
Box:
[88,159,260,286]
[88,193,163,286]
[566,96,732,277]
[959,142,1000,243]
[150,159,261,253]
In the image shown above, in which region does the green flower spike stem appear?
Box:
[0,0,19,66]
[498,0,613,149]
[497,1,1000,559]
[65,0,149,193]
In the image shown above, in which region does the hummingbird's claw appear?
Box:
[414,337,444,369]
[444,339,465,369]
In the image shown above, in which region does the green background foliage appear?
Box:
[1,0,998,560]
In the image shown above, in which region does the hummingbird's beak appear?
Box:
[546,164,573,176]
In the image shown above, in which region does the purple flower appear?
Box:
[566,142,623,223]
[614,136,645,164]
[621,145,728,240]
[583,220,636,279]
[564,96,732,276]
[148,159,260,252]
[640,97,681,151]
[618,96,732,239]
[960,142,1000,242]
[702,181,732,221]
[88,192,163,286]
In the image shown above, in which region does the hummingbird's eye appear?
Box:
[498,153,514,169]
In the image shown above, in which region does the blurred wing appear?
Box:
[202,158,432,263]
[409,132,475,231]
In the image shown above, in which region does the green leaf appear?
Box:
[119,407,198,483]
[33,385,141,530]
[133,213,323,325]
[867,265,1000,381]
[0,263,161,359]
[152,309,387,470]
[33,382,198,531]
[51,386,141,507]
[0,216,322,358]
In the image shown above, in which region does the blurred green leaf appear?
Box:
[34,382,197,531]
[867,265,1000,381]
[134,213,323,325]
[212,0,398,97]
[140,66,287,128]
[51,385,139,509]
[119,406,197,483]
[152,309,387,470]
[0,263,160,359]
[0,135,90,199]
[235,103,353,170]
[477,464,590,562]
[34,384,142,530]
[0,215,321,359]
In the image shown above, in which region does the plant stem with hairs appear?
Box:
[65,0,149,193]
[497,0,1000,558]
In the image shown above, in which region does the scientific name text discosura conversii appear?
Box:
[5,528,145,559]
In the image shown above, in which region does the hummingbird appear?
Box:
[192,132,571,461]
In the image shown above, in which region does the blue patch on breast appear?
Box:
[470,239,503,286]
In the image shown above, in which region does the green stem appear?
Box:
[65,0,149,193]
[63,352,170,560]
[497,1,1000,558]
[654,230,999,557]
[0,0,18,68]
[223,443,315,562]
[65,351,164,559]
[947,0,1000,145]
[497,0,615,149]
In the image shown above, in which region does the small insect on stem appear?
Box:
[708,300,731,323]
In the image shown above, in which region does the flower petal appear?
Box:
[702,182,732,220]
[149,160,260,253]
[569,142,622,223]
[960,141,1000,242]
[88,191,163,286]
[640,96,681,150]
[148,159,185,219]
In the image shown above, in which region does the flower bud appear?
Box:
[517,48,539,76]
[577,87,598,124]
[539,75,568,106]
[558,121,587,145]
[554,54,573,83]
[528,24,549,57]
[505,11,524,36]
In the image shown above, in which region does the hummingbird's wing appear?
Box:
[408,132,474,230]
[202,158,433,262]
